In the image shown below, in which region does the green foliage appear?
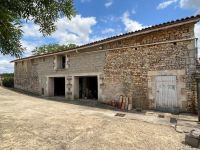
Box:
[0,0,75,57]
[32,43,77,55]
[1,73,14,78]
[2,77,14,88]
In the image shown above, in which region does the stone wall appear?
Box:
[15,51,106,96]
[101,23,197,112]
[15,60,39,94]
[14,23,198,112]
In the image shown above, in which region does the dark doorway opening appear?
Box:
[54,77,65,96]
[61,56,66,69]
[79,76,98,100]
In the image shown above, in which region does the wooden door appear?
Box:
[155,76,177,112]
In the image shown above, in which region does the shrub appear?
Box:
[2,77,14,88]
[1,73,14,78]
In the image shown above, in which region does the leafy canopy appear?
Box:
[0,0,75,57]
[32,43,77,55]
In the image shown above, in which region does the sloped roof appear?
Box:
[11,14,200,62]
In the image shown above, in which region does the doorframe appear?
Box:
[155,75,178,112]
[71,72,102,100]
[45,72,103,100]
[46,75,66,97]
[148,70,186,111]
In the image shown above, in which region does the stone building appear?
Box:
[12,15,200,113]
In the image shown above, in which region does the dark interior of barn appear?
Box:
[54,77,65,96]
[79,76,98,100]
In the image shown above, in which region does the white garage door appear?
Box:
[155,76,177,112]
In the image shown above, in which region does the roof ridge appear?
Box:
[11,14,200,62]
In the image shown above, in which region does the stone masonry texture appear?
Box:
[14,22,198,112]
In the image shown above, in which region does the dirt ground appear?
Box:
[0,87,195,150]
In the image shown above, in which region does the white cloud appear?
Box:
[101,15,120,23]
[80,0,91,2]
[0,59,14,73]
[101,28,115,34]
[157,0,178,9]
[20,40,38,56]
[180,0,200,13]
[20,14,97,50]
[52,15,97,44]
[157,0,200,11]
[21,22,42,38]
[0,41,38,73]
[0,13,97,73]
[122,11,145,32]
[180,0,200,8]
[105,0,113,8]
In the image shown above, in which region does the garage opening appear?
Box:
[79,76,98,100]
[54,77,65,96]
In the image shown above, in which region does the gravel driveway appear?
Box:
[0,87,195,150]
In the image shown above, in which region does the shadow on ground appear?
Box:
[8,87,197,118]
[9,87,135,113]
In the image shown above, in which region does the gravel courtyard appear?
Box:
[0,87,195,150]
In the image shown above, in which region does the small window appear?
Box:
[62,56,66,69]
[43,58,45,62]
[118,41,122,46]
[31,59,34,64]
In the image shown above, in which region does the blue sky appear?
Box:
[0,0,200,73]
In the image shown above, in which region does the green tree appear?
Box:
[1,73,14,78]
[32,43,77,55]
[0,0,75,57]
[1,73,14,87]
